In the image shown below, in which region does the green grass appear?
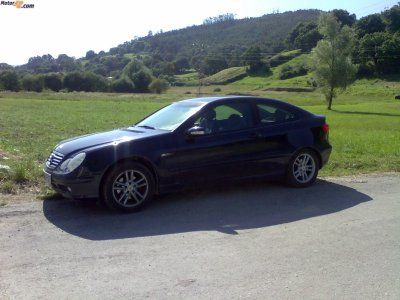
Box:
[306,103,400,176]
[0,88,399,195]
[267,49,303,67]
[174,72,199,86]
[2,49,399,197]
[202,66,248,85]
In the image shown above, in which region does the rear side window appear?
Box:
[256,104,297,125]
[194,102,254,134]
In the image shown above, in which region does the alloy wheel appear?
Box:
[112,170,149,207]
[292,153,316,184]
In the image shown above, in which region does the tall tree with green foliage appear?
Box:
[131,70,152,92]
[312,13,357,110]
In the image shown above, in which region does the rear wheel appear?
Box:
[101,162,155,212]
[286,149,319,187]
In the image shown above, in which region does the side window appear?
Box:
[257,104,297,125]
[194,102,254,134]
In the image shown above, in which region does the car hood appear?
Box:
[54,127,166,155]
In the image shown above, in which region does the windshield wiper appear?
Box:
[136,125,156,130]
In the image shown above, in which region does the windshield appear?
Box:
[136,102,204,131]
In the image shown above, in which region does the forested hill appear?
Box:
[1,5,399,94]
[3,9,321,76]
[114,10,321,60]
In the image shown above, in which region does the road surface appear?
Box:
[1,174,399,299]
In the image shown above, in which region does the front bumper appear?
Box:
[43,168,99,199]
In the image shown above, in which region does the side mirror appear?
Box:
[186,126,206,137]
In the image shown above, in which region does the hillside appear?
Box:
[1,4,399,94]
[120,10,321,59]
[10,10,321,77]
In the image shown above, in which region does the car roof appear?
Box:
[180,96,287,105]
[179,96,310,114]
[182,95,265,103]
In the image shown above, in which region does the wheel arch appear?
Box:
[99,156,159,197]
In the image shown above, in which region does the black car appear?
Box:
[44,96,331,212]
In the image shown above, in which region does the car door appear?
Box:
[249,102,299,175]
[172,100,262,184]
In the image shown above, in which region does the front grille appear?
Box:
[46,151,65,169]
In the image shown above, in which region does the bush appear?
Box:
[0,70,20,91]
[43,73,63,92]
[63,72,108,92]
[149,78,169,94]
[213,87,222,92]
[112,78,135,93]
[278,64,308,80]
[22,74,44,92]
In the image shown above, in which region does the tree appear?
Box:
[123,59,145,80]
[149,78,169,94]
[22,74,44,92]
[43,73,63,92]
[173,57,190,74]
[0,70,20,91]
[158,62,175,76]
[85,50,96,60]
[56,54,79,72]
[203,13,235,25]
[286,21,322,51]
[331,9,356,27]
[0,63,13,72]
[355,14,385,37]
[26,54,56,73]
[358,32,400,74]
[242,46,268,74]
[311,13,357,110]
[383,4,400,33]
[199,54,227,75]
[131,70,152,92]
[112,78,135,93]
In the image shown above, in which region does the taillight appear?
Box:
[321,123,329,134]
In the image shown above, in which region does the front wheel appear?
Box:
[101,162,155,212]
[286,150,319,187]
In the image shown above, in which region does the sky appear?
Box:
[0,0,397,65]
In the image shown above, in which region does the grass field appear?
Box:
[1,85,399,196]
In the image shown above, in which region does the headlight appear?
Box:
[58,152,86,173]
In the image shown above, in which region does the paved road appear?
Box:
[1,174,400,299]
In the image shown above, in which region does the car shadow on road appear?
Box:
[42,179,372,240]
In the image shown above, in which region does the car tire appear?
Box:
[101,162,155,212]
[286,149,319,188]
